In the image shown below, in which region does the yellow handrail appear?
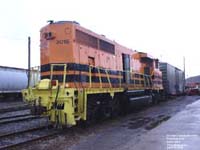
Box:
[48,64,153,90]
[105,69,112,88]
[147,75,150,87]
[63,64,67,87]
[97,67,102,88]
[50,63,67,86]
[89,65,92,88]
[119,71,122,88]
[144,75,146,87]
[50,65,54,81]
[139,73,142,87]
[133,72,135,87]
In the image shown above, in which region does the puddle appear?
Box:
[127,117,152,129]
[157,115,165,118]
[195,97,200,100]
[145,116,171,130]
[121,115,171,130]
[129,117,143,121]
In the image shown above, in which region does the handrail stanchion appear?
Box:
[50,65,54,81]
[144,74,146,88]
[119,71,121,88]
[97,67,102,88]
[105,69,112,88]
[89,65,92,88]
[61,64,67,94]
[147,75,150,87]
[50,64,67,88]
[63,64,67,86]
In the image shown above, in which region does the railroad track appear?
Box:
[0,105,30,113]
[0,102,62,149]
[0,114,59,150]
[0,126,60,150]
[0,114,42,125]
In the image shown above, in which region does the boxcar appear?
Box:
[159,62,184,95]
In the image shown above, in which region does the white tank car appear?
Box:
[0,66,39,99]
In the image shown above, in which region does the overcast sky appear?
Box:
[0,0,199,77]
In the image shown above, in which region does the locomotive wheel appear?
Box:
[119,94,129,115]
[111,94,121,118]
[152,92,160,104]
[152,95,158,104]
[30,106,37,115]
[85,95,97,125]
[84,94,113,126]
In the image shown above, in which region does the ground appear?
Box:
[17,96,200,150]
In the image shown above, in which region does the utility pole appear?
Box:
[183,56,185,93]
[27,36,31,88]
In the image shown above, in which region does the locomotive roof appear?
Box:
[48,20,80,25]
[43,20,133,53]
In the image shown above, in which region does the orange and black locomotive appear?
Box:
[22,21,163,127]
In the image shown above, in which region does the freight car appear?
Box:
[0,66,39,100]
[22,21,164,127]
[0,66,28,100]
[159,62,184,95]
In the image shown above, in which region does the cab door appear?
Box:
[122,53,130,84]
